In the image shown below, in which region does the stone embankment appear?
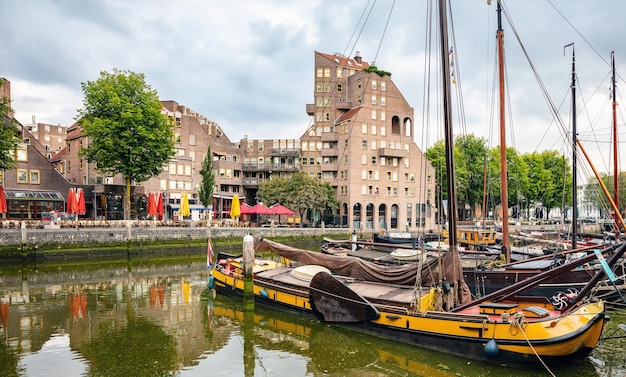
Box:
[0,222,352,247]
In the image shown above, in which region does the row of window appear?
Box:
[315,109,387,123]
[15,169,40,184]
[315,67,387,92]
[245,140,300,153]
[30,125,64,134]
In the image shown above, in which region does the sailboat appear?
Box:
[211,0,612,368]
[461,2,626,302]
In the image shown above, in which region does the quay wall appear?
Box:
[0,225,353,247]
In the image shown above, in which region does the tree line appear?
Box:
[425,134,574,222]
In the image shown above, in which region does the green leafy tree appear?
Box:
[198,146,216,215]
[0,78,20,171]
[455,135,489,220]
[539,150,571,218]
[77,69,175,220]
[258,172,335,227]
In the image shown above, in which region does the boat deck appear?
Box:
[256,266,418,306]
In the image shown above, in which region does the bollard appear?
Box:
[242,234,255,310]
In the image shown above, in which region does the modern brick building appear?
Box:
[1,52,436,231]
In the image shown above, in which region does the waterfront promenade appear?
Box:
[0,219,353,248]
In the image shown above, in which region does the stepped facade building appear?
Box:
[1,52,436,232]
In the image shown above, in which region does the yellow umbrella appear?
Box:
[230,195,241,219]
[180,192,190,217]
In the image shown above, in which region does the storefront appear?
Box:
[2,189,64,220]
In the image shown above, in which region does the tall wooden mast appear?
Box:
[496,1,510,262]
[612,51,620,238]
[438,0,458,250]
[568,43,578,249]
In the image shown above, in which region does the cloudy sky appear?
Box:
[2,0,625,179]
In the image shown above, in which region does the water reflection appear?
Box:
[0,255,624,376]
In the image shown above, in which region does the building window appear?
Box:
[316,83,323,92]
[362,155,367,164]
[17,146,28,162]
[336,67,343,78]
[381,81,387,91]
[362,139,367,149]
[381,126,386,136]
[380,111,386,121]
[371,125,377,135]
[324,68,331,77]
[190,134,196,145]
[371,95,377,105]
[358,79,362,89]
[29,170,40,184]
[371,110,377,120]
[174,133,181,143]
[371,156,377,165]
[372,80,377,90]
[381,96,386,106]
[17,169,28,183]
[317,68,323,78]
[324,83,330,92]
[337,83,342,93]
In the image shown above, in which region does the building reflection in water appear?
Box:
[0,257,618,376]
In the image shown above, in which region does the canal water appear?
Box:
[0,249,625,377]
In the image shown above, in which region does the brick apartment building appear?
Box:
[1,51,436,231]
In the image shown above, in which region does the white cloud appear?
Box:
[2,0,625,180]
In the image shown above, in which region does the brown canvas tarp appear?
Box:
[254,236,470,304]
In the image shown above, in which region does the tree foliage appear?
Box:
[0,78,20,171]
[426,133,572,221]
[583,172,626,218]
[257,172,339,226]
[198,146,216,212]
[77,69,175,220]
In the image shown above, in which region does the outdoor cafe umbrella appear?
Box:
[0,185,7,214]
[248,202,269,215]
[268,203,296,224]
[66,188,77,215]
[229,195,241,220]
[239,202,253,215]
[77,188,86,216]
[156,193,164,219]
[147,192,157,216]
[267,203,296,216]
[180,192,190,218]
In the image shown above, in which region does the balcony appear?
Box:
[378,148,407,158]
[320,162,339,171]
[242,163,272,172]
[242,178,267,186]
[270,163,300,172]
[270,148,299,157]
[321,148,339,157]
[306,103,315,116]
[321,132,338,142]
[213,159,240,170]
[336,98,352,110]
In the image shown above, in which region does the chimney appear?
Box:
[354,51,362,64]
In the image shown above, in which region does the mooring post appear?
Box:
[242,234,254,309]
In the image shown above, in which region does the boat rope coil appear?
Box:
[509,312,526,335]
